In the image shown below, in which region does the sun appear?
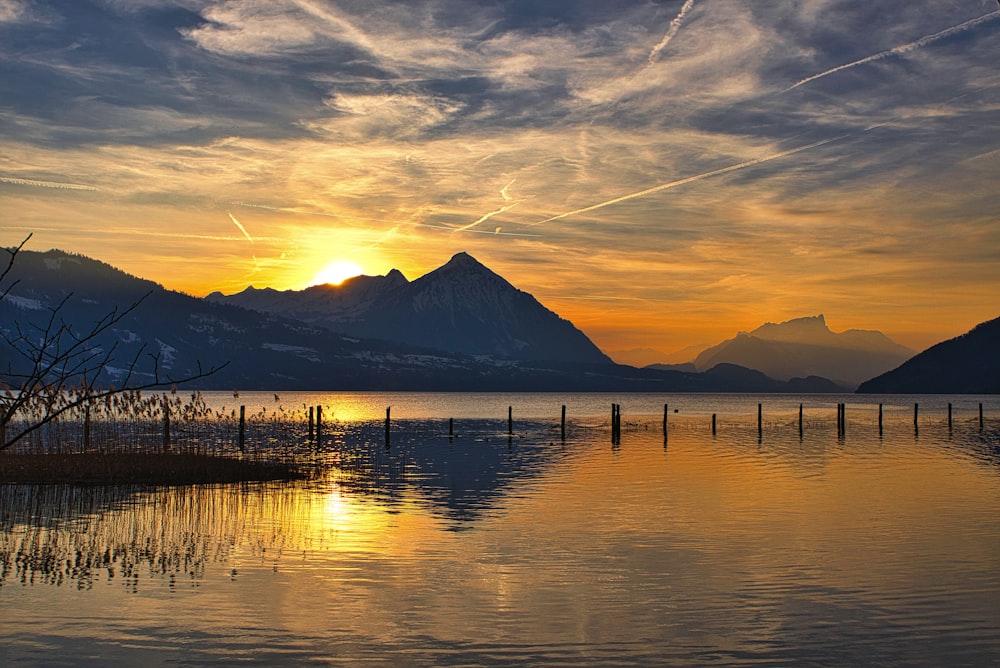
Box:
[313,259,364,286]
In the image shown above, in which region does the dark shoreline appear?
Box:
[0,452,306,486]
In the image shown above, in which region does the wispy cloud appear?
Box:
[530,134,849,226]
[453,179,524,233]
[647,0,697,65]
[0,175,98,191]
[785,9,1000,91]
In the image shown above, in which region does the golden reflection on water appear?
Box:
[1,416,998,665]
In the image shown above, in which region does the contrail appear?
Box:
[227,211,261,272]
[529,134,849,226]
[785,10,1000,91]
[648,0,696,64]
[227,211,254,245]
[0,176,98,191]
[453,179,524,233]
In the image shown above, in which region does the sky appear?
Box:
[1,0,998,361]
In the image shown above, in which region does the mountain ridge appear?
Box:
[2,247,848,392]
[692,314,914,388]
[857,315,1000,394]
[209,251,612,365]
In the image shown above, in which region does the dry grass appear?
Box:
[0,452,306,486]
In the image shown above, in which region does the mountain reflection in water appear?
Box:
[1,404,998,666]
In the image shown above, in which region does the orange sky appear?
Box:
[2,2,998,359]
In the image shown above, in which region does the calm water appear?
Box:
[2,393,999,666]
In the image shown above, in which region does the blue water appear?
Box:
[1,393,998,666]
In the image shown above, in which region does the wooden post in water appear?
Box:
[162,397,170,453]
[914,402,919,429]
[449,417,454,438]
[798,403,803,435]
[878,403,884,436]
[508,406,513,436]
[308,406,314,441]
[757,403,763,439]
[980,403,984,431]
[841,403,846,437]
[316,405,323,444]
[663,403,669,438]
[238,405,245,453]
[948,402,953,431]
[385,407,391,446]
[711,413,717,435]
[561,405,566,441]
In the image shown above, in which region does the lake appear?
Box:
[2,392,999,665]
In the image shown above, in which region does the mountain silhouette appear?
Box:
[2,248,847,392]
[857,315,1000,394]
[692,315,913,389]
[210,252,611,365]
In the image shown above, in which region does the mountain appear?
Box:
[610,343,711,367]
[0,248,848,393]
[209,252,611,365]
[692,315,914,389]
[857,316,1000,394]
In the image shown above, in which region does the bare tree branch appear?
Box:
[1,235,227,451]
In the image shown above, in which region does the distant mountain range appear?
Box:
[3,247,951,393]
[0,248,819,391]
[857,316,1000,394]
[677,315,914,389]
[208,252,611,365]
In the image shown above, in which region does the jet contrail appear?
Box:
[453,178,524,233]
[648,0,696,64]
[0,176,98,191]
[227,211,254,245]
[227,211,261,272]
[529,134,849,226]
[786,10,1000,91]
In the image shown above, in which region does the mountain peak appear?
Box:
[443,251,485,271]
[751,314,828,339]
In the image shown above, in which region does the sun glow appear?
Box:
[313,259,364,286]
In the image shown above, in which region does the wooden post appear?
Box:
[449,417,454,438]
[385,407,391,446]
[798,403,803,434]
[757,403,762,438]
[878,403,884,436]
[238,405,245,453]
[980,403,984,431]
[948,402,953,431]
[84,404,91,452]
[508,406,513,435]
[308,406,314,441]
[162,397,170,453]
[316,405,322,444]
[711,413,717,435]
[841,403,846,436]
[663,403,669,437]
[611,404,622,444]
[561,405,566,441]
[914,402,919,428]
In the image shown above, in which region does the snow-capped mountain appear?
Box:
[210,252,612,365]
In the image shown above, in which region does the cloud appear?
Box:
[0,175,98,191]
[530,134,849,226]
[785,8,1000,91]
[647,0,697,64]
[0,0,28,23]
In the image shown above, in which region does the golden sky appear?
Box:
[2,1,999,357]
